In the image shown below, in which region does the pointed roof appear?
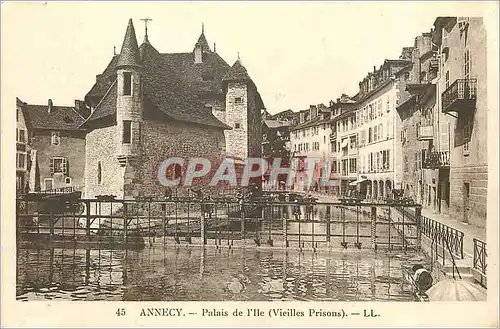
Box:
[193,33,211,53]
[222,58,252,83]
[116,19,142,69]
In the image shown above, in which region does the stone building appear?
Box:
[433,17,487,228]
[396,32,439,207]
[16,97,88,193]
[356,59,410,200]
[81,19,264,199]
[328,94,357,196]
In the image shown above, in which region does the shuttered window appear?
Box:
[50,157,67,175]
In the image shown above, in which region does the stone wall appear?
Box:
[138,119,226,198]
[32,130,86,192]
[85,125,125,199]
[225,81,248,160]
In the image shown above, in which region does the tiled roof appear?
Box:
[18,98,87,131]
[222,59,252,83]
[83,41,231,129]
[291,115,328,131]
[193,32,212,52]
[85,55,119,106]
[82,20,266,130]
[263,120,292,129]
[116,19,142,69]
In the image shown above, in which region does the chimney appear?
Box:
[329,100,334,107]
[48,99,53,114]
[96,74,102,82]
[194,45,203,64]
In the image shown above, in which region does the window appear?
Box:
[17,109,19,122]
[44,178,53,191]
[349,159,357,173]
[97,161,102,185]
[235,122,241,129]
[51,131,60,146]
[463,114,472,155]
[235,97,243,104]
[123,72,132,96]
[65,177,72,185]
[464,49,470,79]
[16,152,26,170]
[50,157,67,175]
[445,71,450,89]
[123,120,132,144]
[374,125,378,142]
[16,129,26,143]
[378,123,383,140]
[368,127,372,143]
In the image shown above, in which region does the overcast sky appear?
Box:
[1,2,496,114]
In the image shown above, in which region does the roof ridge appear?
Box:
[80,79,117,127]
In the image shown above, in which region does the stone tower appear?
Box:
[115,19,144,198]
[222,57,262,161]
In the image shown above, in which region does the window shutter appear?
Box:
[50,158,54,174]
[63,158,68,175]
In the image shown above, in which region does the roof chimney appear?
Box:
[48,99,53,114]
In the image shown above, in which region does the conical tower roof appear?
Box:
[222,58,251,82]
[117,19,142,69]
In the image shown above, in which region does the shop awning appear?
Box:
[349,178,368,186]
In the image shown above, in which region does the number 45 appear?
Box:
[116,308,126,316]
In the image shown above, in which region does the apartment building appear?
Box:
[434,17,487,228]
[289,104,331,191]
[396,32,439,207]
[329,94,357,196]
[356,59,410,200]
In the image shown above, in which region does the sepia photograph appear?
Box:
[2,1,499,327]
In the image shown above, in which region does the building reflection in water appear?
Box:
[17,246,416,301]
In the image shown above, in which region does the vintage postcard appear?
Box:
[1,1,499,327]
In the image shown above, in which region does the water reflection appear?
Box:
[17,246,418,301]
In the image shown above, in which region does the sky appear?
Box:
[1,1,496,114]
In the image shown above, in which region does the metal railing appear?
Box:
[442,78,477,112]
[423,151,450,169]
[37,187,75,195]
[473,238,487,275]
[397,208,464,260]
[16,196,422,251]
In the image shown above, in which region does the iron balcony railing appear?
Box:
[423,151,450,169]
[473,238,487,276]
[442,78,477,113]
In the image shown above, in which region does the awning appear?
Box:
[349,178,368,186]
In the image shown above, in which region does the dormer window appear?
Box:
[51,131,60,146]
[123,72,132,96]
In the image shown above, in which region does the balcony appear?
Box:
[423,151,450,169]
[442,79,477,114]
[418,125,433,141]
[330,132,337,141]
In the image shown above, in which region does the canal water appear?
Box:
[16,246,423,301]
